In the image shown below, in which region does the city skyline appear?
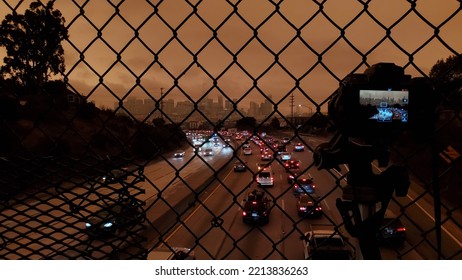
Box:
[115,94,312,123]
[1,1,460,114]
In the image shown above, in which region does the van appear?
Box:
[256,167,274,187]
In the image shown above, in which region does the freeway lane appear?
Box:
[0,132,457,259]
[155,138,357,259]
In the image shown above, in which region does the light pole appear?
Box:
[160,87,164,120]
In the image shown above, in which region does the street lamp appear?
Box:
[298,104,313,115]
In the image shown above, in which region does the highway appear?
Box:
[149,134,423,259]
[0,132,460,259]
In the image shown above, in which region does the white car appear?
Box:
[243,147,252,155]
[280,152,291,161]
[256,167,274,187]
[301,229,353,260]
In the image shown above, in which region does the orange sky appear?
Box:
[1,0,461,114]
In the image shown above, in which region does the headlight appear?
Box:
[85,222,92,228]
[103,222,113,228]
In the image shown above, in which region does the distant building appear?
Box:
[259,96,273,118]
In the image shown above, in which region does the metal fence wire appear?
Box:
[0,0,461,260]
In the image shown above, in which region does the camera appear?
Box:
[328,62,434,142]
[313,62,435,259]
[316,63,435,170]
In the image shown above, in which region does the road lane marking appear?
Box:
[160,164,235,245]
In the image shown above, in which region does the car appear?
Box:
[284,159,301,170]
[293,177,316,196]
[242,190,271,225]
[297,194,322,218]
[85,199,144,238]
[279,152,291,161]
[277,144,287,154]
[287,171,298,184]
[173,150,185,158]
[147,247,196,260]
[377,216,406,245]
[203,148,214,156]
[243,142,251,148]
[294,143,305,152]
[256,167,274,187]
[256,161,271,171]
[282,137,290,144]
[193,143,202,152]
[233,161,246,172]
[99,168,129,184]
[301,229,354,260]
[243,147,253,155]
[260,152,272,161]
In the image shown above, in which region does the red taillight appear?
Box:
[316,207,322,211]
[396,227,406,232]
[270,177,274,182]
[242,211,247,216]
[299,207,306,211]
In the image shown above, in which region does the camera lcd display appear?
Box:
[359,89,409,122]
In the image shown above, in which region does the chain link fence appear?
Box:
[0,0,461,259]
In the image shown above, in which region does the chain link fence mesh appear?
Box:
[0,0,461,259]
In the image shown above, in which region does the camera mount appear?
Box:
[313,63,433,259]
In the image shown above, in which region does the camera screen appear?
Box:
[359,89,409,122]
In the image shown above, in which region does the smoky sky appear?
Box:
[0,0,461,113]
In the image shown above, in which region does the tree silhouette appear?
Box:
[236,117,256,131]
[0,1,68,90]
[270,117,280,130]
[429,54,462,108]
